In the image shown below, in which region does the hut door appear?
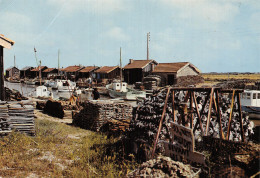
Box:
[167,74,175,85]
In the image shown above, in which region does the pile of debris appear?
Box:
[5,87,28,101]
[73,100,133,133]
[214,79,254,89]
[128,155,199,178]
[0,101,35,136]
[175,75,204,87]
[36,100,64,118]
[125,88,255,161]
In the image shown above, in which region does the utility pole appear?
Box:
[0,46,4,100]
[14,55,16,67]
[147,32,150,60]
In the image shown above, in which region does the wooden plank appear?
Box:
[152,87,171,158]
[236,93,245,142]
[163,141,205,165]
[192,92,204,135]
[205,88,214,136]
[227,90,235,140]
[169,121,194,151]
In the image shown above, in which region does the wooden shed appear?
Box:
[5,66,19,79]
[20,66,34,79]
[0,34,15,100]
[30,66,48,79]
[95,66,120,82]
[123,59,157,84]
[42,68,58,79]
[152,62,201,86]
[60,65,83,81]
[78,66,98,79]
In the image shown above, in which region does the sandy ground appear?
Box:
[34,109,73,124]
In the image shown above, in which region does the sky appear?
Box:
[0,0,259,72]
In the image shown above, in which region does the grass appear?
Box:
[0,119,137,177]
[202,73,260,81]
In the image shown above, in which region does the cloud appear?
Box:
[160,0,240,23]
[47,0,129,14]
[104,27,130,41]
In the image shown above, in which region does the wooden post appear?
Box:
[227,90,235,140]
[172,90,175,122]
[0,46,4,101]
[215,90,224,139]
[205,88,214,136]
[152,87,171,158]
[236,93,245,142]
[190,91,193,129]
[192,92,204,135]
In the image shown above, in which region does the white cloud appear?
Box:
[160,0,240,23]
[47,0,129,14]
[104,27,130,41]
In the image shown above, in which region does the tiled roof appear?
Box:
[152,62,200,73]
[61,65,83,72]
[31,66,47,72]
[95,66,119,73]
[6,66,18,71]
[123,60,157,69]
[79,66,98,73]
[42,68,57,73]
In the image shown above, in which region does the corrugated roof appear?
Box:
[31,66,47,72]
[20,66,33,71]
[42,68,57,73]
[0,34,15,49]
[152,62,194,73]
[79,66,98,73]
[123,60,157,69]
[95,66,119,73]
[61,65,83,72]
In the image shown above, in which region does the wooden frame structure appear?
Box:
[152,87,245,157]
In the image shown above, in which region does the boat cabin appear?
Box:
[241,90,260,107]
[36,86,52,98]
[112,82,127,92]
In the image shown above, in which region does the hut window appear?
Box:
[246,93,251,99]
[253,93,256,99]
[117,84,120,87]
[258,93,260,99]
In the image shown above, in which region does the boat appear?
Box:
[106,81,146,100]
[36,85,53,98]
[241,90,260,119]
[52,79,76,91]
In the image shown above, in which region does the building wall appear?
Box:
[176,66,199,77]
[152,73,177,86]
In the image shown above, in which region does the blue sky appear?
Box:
[0,0,259,72]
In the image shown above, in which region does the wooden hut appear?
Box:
[30,66,48,79]
[152,62,201,86]
[5,66,19,79]
[78,66,98,79]
[123,59,157,84]
[42,68,58,79]
[20,66,34,79]
[0,34,15,100]
[95,66,120,84]
[60,65,83,80]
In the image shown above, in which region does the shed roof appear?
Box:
[6,66,19,71]
[20,66,33,71]
[31,66,47,72]
[79,66,98,73]
[95,66,119,73]
[61,65,82,72]
[0,34,15,49]
[123,60,157,69]
[42,68,57,73]
[152,62,201,73]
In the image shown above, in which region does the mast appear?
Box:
[14,55,16,67]
[120,47,122,90]
[34,47,42,85]
[58,49,60,75]
[147,32,150,60]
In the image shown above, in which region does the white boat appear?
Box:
[106,82,146,100]
[52,79,76,91]
[241,90,260,119]
[36,86,53,98]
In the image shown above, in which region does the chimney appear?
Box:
[129,59,134,64]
